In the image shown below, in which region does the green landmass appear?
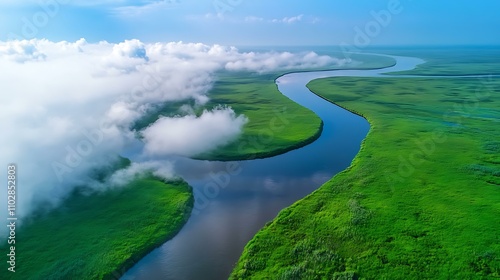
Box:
[1,159,193,280]
[231,64,500,277]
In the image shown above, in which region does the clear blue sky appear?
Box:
[1,0,499,46]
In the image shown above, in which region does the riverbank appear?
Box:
[231,68,500,278]
[0,167,193,280]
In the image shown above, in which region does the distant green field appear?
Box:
[375,46,500,76]
[231,74,500,278]
[0,166,193,280]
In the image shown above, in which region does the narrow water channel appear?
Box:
[122,55,423,280]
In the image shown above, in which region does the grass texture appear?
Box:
[231,75,500,279]
[1,165,193,280]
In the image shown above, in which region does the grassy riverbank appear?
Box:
[0,162,193,280]
[231,74,500,278]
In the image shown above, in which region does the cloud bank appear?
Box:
[0,38,347,236]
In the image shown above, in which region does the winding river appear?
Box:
[122,55,424,280]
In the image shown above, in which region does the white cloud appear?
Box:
[106,101,142,126]
[107,161,176,187]
[112,39,148,60]
[0,38,347,237]
[0,39,46,62]
[191,13,316,25]
[225,51,345,72]
[104,39,149,73]
[142,107,248,157]
[271,14,304,24]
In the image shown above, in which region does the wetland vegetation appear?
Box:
[231,49,500,279]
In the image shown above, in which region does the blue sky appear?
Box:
[1,0,500,46]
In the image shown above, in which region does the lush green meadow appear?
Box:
[0,164,193,280]
[231,73,500,278]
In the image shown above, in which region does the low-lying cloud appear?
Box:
[107,161,176,187]
[0,38,347,237]
[0,39,46,62]
[142,107,248,157]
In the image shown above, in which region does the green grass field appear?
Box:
[231,73,500,278]
[0,164,193,280]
